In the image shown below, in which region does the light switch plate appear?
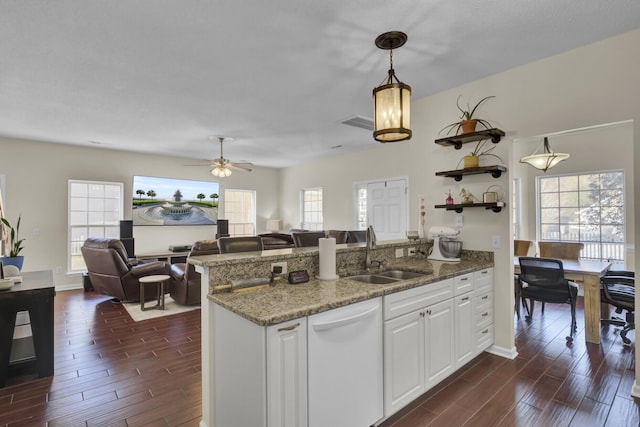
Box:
[455,215,464,227]
[395,248,404,258]
[491,235,501,249]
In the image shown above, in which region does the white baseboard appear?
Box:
[486,344,518,360]
[631,381,640,398]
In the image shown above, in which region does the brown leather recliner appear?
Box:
[81,238,173,302]
[170,240,220,305]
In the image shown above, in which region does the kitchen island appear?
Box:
[190,240,495,427]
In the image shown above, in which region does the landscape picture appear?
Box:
[132,175,220,226]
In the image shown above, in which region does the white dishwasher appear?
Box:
[308,297,383,427]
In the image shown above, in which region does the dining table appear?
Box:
[514,257,612,344]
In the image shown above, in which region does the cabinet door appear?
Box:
[267,318,307,427]
[383,310,425,416]
[454,293,474,369]
[424,299,455,389]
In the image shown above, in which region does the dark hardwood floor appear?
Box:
[1,290,638,426]
[0,289,202,426]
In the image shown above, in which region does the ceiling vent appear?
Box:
[340,115,374,131]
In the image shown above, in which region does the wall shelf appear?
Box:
[434,202,506,213]
[434,128,505,149]
[435,165,506,181]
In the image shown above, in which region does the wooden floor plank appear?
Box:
[1,290,638,427]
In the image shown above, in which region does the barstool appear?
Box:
[139,274,170,311]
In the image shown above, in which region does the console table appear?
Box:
[0,270,55,387]
[136,250,190,264]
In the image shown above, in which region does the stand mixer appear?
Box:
[428,226,461,262]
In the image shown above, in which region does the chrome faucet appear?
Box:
[365,225,378,270]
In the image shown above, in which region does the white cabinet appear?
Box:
[473,268,494,354]
[454,292,474,368]
[267,319,307,427]
[383,278,455,416]
[383,269,495,417]
[384,310,424,414]
[424,299,455,388]
[212,305,307,427]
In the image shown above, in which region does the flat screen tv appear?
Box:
[132,175,220,226]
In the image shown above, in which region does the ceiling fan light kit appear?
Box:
[373,31,412,143]
[519,136,570,172]
[205,136,253,178]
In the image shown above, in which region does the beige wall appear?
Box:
[280,28,640,357]
[0,137,280,286]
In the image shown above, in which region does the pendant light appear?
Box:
[373,31,411,142]
[519,137,569,172]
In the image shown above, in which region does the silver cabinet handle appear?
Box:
[278,322,300,332]
[482,312,489,317]
[461,296,470,301]
[482,329,489,334]
[482,295,489,300]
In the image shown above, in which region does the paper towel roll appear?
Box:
[317,237,338,280]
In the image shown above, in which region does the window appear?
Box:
[69,180,123,272]
[355,184,367,230]
[537,171,625,265]
[224,189,256,236]
[301,188,323,230]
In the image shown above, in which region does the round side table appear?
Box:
[139,274,170,311]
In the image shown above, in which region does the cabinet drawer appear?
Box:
[384,279,454,320]
[474,268,493,292]
[474,289,492,313]
[475,303,493,330]
[475,324,493,352]
[454,273,473,296]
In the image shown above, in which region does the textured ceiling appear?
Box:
[1,1,640,168]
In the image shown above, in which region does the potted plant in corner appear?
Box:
[440,95,495,135]
[1,215,25,271]
[457,139,504,169]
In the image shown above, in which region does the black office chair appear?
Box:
[291,231,326,248]
[600,270,635,345]
[518,257,579,343]
[217,236,264,254]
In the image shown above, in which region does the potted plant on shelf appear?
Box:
[440,95,495,135]
[457,139,504,169]
[1,215,25,271]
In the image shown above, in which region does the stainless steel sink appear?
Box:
[376,270,425,280]
[347,270,426,284]
[347,274,399,284]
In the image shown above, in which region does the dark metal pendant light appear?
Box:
[373,31,412,142]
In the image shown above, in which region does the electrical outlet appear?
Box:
[395,248,404,258]
[455,215,464,227]
[271,262,288,274]
[408,247,416,256]
[491,235,501,249]
[54,266,63,274]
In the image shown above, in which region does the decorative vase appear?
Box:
[460,119,478,134]
[1,256,24,271]
[463,155,479,169]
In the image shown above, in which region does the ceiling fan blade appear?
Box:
[183,163,213,167]
[228,163,253,172]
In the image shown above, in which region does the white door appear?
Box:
[267,318,307,427]
[367,178,407,240]
[383,310,425,416]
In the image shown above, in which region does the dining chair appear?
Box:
[291,231,326,247]
[517,257,579,342]
[217,236,264,254]
[600,270,635,345]
[538,241,584,260]
[514,240,534,318]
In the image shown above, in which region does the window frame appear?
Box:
[536,169,625,265]
[223,189,256,236]
[68,179,124,273]
[300,187,323,231]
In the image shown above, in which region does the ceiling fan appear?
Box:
[190,136,253,177]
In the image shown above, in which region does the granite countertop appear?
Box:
[208,257,493,326]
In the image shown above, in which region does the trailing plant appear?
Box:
[1,215,25,257]
[440,95,495,135]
